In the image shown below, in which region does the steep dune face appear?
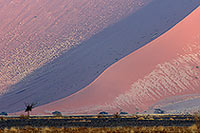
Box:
[0,0,152,112]
[32,6,200,115]
[1,0,200,113]
[0,0,145,94]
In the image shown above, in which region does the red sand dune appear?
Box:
[32,6,200,115]
[3,0,199,113]
[0,0,145,94]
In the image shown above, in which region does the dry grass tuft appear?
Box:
[19,114,29,119]
[137,117,145,120]
[0,125,200,133]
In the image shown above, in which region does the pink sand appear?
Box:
[31,6,200,115]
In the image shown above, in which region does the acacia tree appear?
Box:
[25,103,36,117]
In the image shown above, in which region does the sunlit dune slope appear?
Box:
[1,0,200,113]
[32,6,200,114]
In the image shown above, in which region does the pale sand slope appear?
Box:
[32,6,200,115]
[148,94,200,114]
[2,0,200,113]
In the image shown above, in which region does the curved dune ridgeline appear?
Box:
[0,0,151,112]
[0,0,145,94]
[0,0,200,113]
[32,5,200,114]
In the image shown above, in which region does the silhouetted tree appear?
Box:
[25,103,36,117]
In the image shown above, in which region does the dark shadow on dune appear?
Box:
[0,0,199,113]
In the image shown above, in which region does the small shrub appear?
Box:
[99,111,108,115]
[0,116,5,120]
[97,114,103,118]
[120,112,128,115]
[0,112,8,116]
[148,117,154,120]
[113,112,120,118]
[52,111,62,117]
[185,118,190,120]
[137,117,145,120]
[154,108,165,114]
[132,115,137,118]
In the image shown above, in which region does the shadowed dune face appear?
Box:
[32,6,200,115]
[1,0,200,113]
[0,0,152,112]
[0,0,147,94]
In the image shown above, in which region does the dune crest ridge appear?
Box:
[31,6,200,114]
